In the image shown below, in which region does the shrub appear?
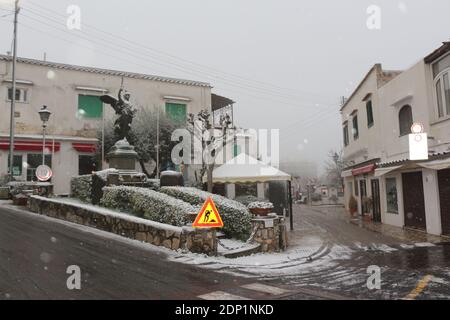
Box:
[71,175,92,202]
[101,186,197,227]
[349,195,358,214]
[160,187,252,240]
[234,195,268,207]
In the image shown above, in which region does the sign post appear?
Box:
[409,122,428,161]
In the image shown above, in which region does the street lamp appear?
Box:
[38,105,51,166]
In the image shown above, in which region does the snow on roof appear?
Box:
[210,153,291,183]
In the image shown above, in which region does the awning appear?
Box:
[352,164,376,176]
[374,166,402,177]
[419,158,450,171]
[72,143,97,153]
[341,170,353,178]
[208,153,291,184]
[0,140,61,152]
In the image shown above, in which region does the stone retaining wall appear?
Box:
[251,214,288,253]
[28,196,217,255]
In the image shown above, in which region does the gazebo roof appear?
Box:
[209,153,291,183]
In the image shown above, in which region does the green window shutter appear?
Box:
[233,144,241,157]
[165,103,187,123]
[78,95,103,118]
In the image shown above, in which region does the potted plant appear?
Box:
[362,196,373,220]
[248,201,274,217]
[348,195,358,216]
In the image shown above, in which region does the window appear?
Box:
[165,103,187,123]
[343,124,349,146]
[79,155,97,175]
[399,105,413,136]
[233,144,241,157]
[7,155,23,176]
[354,180,359,196]
[366,100,374,128]
[433,54,450,119]
[26,154,52,181]
[347,182,353,196]
[7,88,28,103]
[352,115,359,140]
[78,95,103,118]
[385,177,398,214]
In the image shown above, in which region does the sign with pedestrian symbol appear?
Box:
[192,197,224,228]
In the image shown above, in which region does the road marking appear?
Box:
[198,291,250,300]
[414,242,435,248]
[404,275,433,300]
[240,283,291,295]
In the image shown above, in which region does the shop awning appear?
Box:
[208,153,291,184]
[419,158,450,171]
[374,166,403,177]
[352,164,376,176]
[72,143,97,153]
[0,140,60,152]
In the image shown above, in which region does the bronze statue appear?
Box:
[101,89,137,141]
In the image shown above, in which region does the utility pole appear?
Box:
[8,0,20,179]
[156,105,160,179]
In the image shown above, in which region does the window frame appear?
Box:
[78,94,104,119]
[7,87,29,103]
[385,177,399,214]
[366,100,374,128]
[434,69,450,119]
[398,105,413,137]
[352,115,359,140]
[343,123,349,146]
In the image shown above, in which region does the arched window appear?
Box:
[399,105,413,136]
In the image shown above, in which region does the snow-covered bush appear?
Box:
[70,175,92,202]
[101,186,197,226]
[235,195,268,207]
[160,187,252,240]
[247,201,274,210]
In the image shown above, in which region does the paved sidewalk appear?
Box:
[309,204,450,245]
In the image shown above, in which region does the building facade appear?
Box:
[341,41,450,236]
[0,55,212,194]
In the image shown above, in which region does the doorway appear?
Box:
[402,172,426,230]
[371,179,381,222]
[359,179,367,215]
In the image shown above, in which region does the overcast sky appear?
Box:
[1,0,449,174]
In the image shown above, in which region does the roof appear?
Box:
[424,41,450,63]
[209,153,291,183]
[340,64,402,111]
[0,54,211,88]
[211,93,235,111]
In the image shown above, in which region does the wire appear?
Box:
[19,8,339,112]
[24,2,338,105]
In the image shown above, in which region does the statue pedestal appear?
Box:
[107,138,138,171]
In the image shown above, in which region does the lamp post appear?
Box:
[8,0,20,179]
[38,106,51,166]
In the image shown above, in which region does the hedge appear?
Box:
[70,175,92,202]
[100,186,197,227]
[160,187,252,240]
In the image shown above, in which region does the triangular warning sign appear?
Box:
[192,197,224,228]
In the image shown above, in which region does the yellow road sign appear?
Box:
[192,197,224,228]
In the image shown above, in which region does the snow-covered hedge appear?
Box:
[160,187,252,240]
[248,201,274,210]
[100,186,197,227]
[70,175,92,202]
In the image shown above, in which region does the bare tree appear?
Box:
[323,149,347,188]
[187,110,234,192]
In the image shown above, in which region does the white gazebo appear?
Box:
[207,154,293,229]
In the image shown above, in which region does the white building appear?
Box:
[0,54,213,194]
[341,41,450,236]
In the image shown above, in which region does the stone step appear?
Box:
[222,243,261,259]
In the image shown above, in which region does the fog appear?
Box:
[1,0,449,175]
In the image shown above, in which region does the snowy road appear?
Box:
[1,203,449,300]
